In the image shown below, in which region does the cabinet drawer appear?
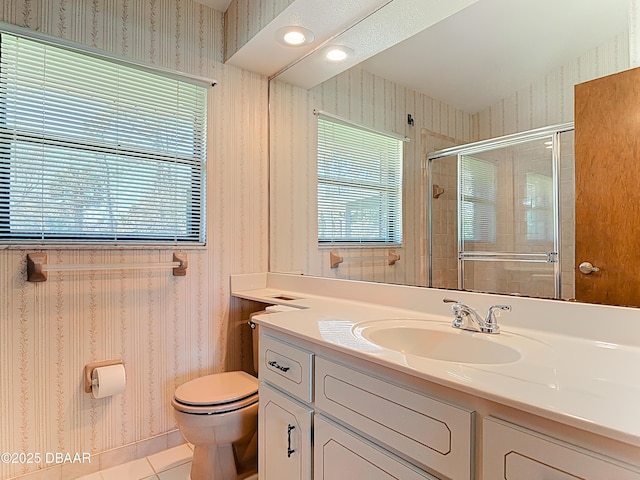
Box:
[483,417,640,479]
[314,415,439,480]
[315,357,473,480]
[260,334,313,402]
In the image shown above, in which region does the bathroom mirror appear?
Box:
[268,0,635,307]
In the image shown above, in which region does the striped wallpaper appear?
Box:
[0,1,268,479]
[474,32,629,139]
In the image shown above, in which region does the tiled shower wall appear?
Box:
[0,2,268,479]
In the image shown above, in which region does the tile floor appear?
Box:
[76,444,258,480]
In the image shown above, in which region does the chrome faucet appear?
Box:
[442,298,511,334]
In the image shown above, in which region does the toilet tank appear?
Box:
[249,305,299,375]
[248,311,264,375]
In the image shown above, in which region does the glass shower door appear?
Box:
[457,136,559,298]
[428,124,574,300]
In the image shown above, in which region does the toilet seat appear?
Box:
[173,371,258,415]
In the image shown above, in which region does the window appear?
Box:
[317,114,403,245]
[523,172,553,241]
[0,32,208,245]
[460,155,496,243]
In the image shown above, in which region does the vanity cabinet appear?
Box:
[482,417,640,479]
[258,328,640,480]
[259,330,472,480]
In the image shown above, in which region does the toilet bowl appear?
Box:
[172,371,259,480]
[172,307,284,480]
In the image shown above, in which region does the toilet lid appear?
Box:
[174,371,258,407]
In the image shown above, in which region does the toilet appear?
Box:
[172,310,266,480]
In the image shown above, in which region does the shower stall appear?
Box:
[427,123,575,299]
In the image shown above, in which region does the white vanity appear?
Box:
[232,273,640,480]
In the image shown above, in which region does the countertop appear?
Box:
[231,273,640,449]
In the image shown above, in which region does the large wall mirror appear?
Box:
[268,0,636,307]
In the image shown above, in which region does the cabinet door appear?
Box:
[315,356,473,479]
[258,383,312,480]
[483,417,640,479]
[314,415,439,480]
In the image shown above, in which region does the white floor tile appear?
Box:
[99,458,155,480]
[76,473,103,480]
[77,444,255,480]
[146,444,192,473]
[156,462,192,480]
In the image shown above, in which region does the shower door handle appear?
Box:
[579,262,600,274]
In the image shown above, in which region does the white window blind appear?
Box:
[524,172,553,241]
[460,155,496,243]
[0,32,207,245]
[317,114,403,245]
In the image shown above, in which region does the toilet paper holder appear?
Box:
[84,359,124,394]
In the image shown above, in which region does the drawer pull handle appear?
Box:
[268,360,290,372]
[287,424,296,458]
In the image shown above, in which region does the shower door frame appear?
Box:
[427,122,574,299]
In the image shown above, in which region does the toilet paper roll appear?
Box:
[91,364,126,399]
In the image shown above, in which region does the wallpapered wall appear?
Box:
[475,31,629,139]
[0,1,268,479]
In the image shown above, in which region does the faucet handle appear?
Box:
[442,298,460,305]
[442,298,464,328]
[485,304,511,331]
[487,304,511,315]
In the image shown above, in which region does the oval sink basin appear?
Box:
[355,320,521,364]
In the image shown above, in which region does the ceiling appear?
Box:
[224,0,397,81]
[273,0,478,88]
[359,0,630,113]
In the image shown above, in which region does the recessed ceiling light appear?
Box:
[284,31,306,45]
[276,26,315,47]
[325,46,353,62]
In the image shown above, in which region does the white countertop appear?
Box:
[231,273,640,448]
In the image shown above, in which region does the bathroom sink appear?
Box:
[353,320,521,364]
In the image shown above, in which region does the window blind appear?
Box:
[524,172,553,241]
[0,32,207,245]
[317,114,403,245]
[460,155,496,243]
